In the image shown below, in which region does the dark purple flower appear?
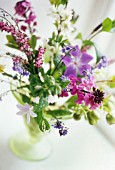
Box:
[14,0,31,17]
[53,121,64,129]
[53,120,68,136]
[97,56,108,69]
[21,25,27,31]
[59,128,68,136]
[62,45,93,77]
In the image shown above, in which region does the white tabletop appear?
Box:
[0,93,115,170]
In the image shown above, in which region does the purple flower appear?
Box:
[53,121,64,129]
[14,0,31,17]
[97,56,108,69]
[53,120,68,136]
[62,45,93,77]
[59,128,68,136]
[12,57,29,76]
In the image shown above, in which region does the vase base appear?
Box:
[9,131,52,161]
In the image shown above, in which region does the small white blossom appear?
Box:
[48,95,58,104]
[33,97,40,104]
[16,103,37,124]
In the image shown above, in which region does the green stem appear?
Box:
[96,79,114,83]
[88,30,102,40]
[52,49,72,76]
[2,72,26,84]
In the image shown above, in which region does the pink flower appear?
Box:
[35,48,45,68]
[14,0,31,17]
[84,94,101,110]
[59,90,68,97]
[25,12,36,25]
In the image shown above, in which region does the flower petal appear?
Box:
[64,65,77,77]
[62,55,72,66]
[78,64,91,75]
[80,53,93,63]
[27,113,30,124]
[16,111,25,115]
[16,104,25,111]
[30,111,37,117]
[69,45,80,57]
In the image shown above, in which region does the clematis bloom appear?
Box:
[62,45,93,77]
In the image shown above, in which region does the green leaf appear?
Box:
[49,0,68,6]
[22,95,31,104]
[35,110,50,131]
[102,18,112,32]
[66,95,78,108]
[34,97,48,112]
[47,109,72,117]
[6,35,17,44]
[56,35,63,43]
[59,80,70,89]
[6,43,19,50]
[75,33,82,40]
[29,35,37,50]
[110,20,115,32]
[83,40,94,46]
[94,44,103,63]
[106,114,115,125]
[43,118,50,130]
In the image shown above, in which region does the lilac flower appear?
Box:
[16,103,37,124]
[62,45,93,77]
[97,56,108,69]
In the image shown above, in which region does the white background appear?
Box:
[0,0,115,170]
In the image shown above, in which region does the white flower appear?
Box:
[33,97,40,104]
[48,95,58,104]
[16,103,37,124]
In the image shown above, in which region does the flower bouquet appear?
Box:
[0,0,115,160]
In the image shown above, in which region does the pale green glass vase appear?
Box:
[9,116,52,161]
